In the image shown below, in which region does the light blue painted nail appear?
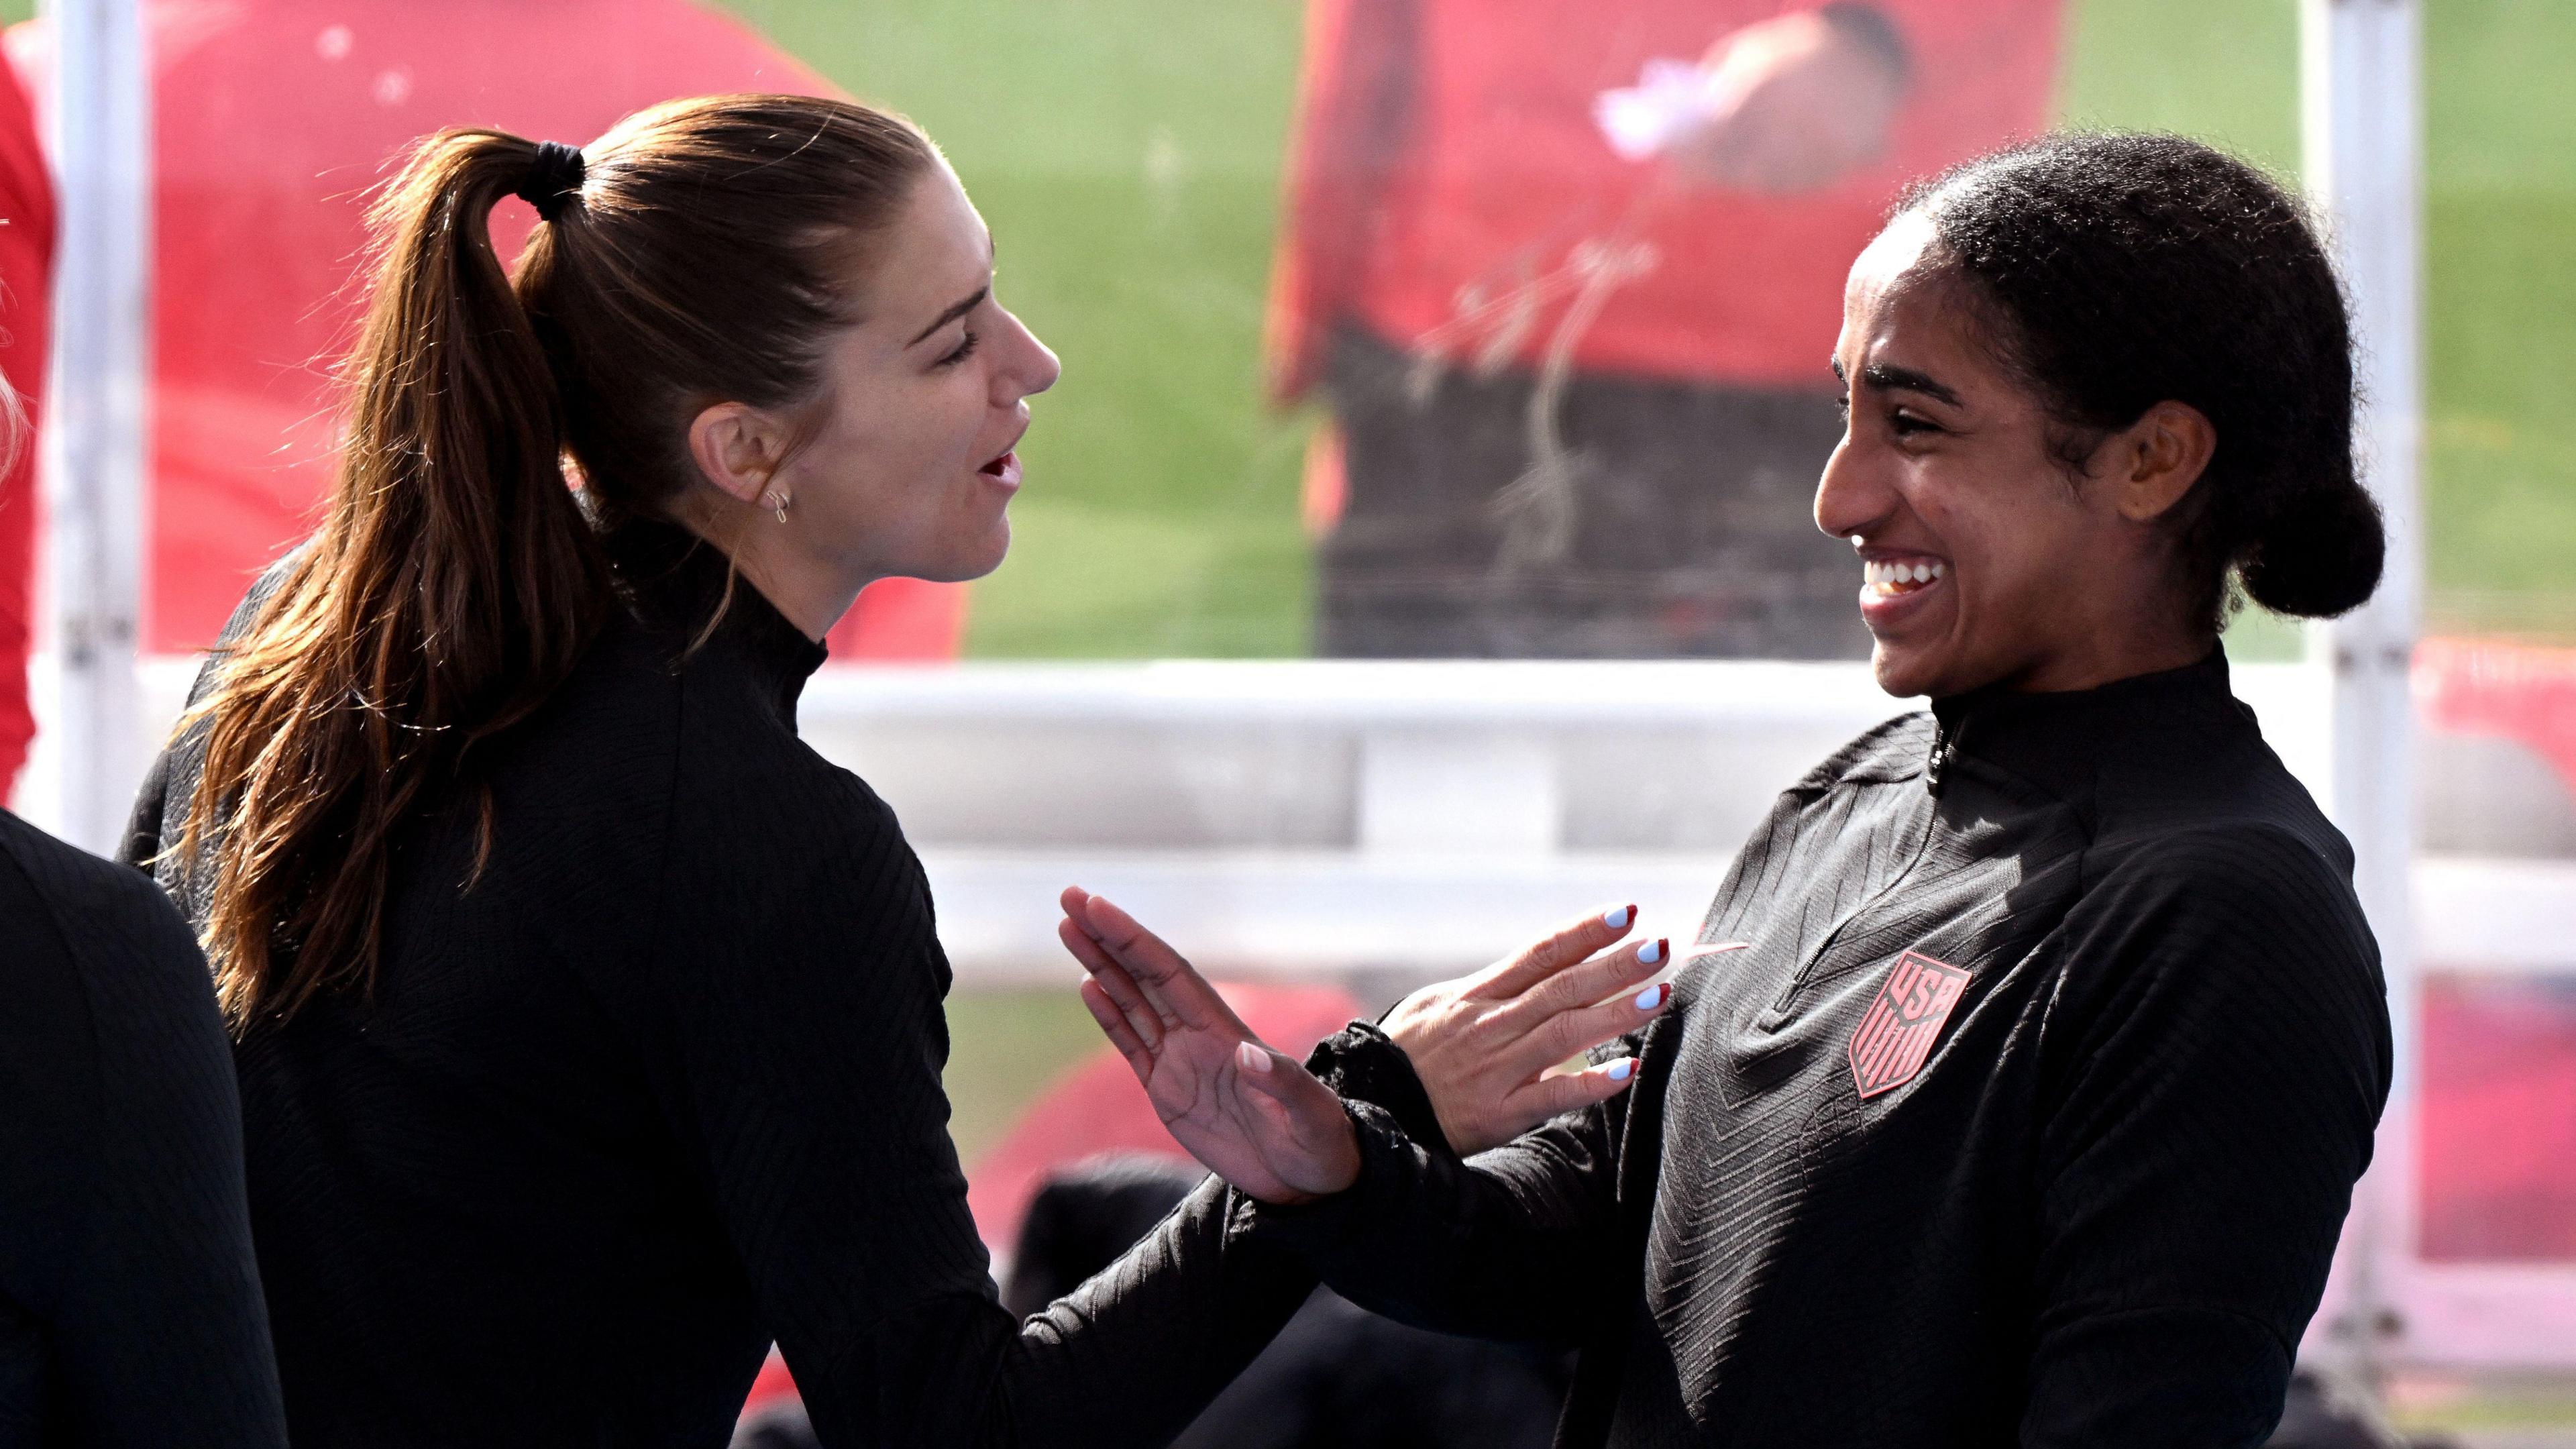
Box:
[1603,905,1633,930]
[1606,1059,1634,1081]
[1633,983,1665,1011]
[1636,939,1664,966]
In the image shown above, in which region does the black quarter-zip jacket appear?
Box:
[1268,652,2392,1448]
[121,521,1313,1449]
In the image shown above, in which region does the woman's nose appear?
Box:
[997,309,1061,402]
[1813,433,1892,541]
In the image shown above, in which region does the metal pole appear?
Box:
[2300,0,2423,1387]
[38,0,151,855]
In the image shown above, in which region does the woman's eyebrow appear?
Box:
[907,284,989,346]
[1862,362,1962,407]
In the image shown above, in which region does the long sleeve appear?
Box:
[1245,1024,1633,1347]
[647,762,1315,1449]
[114,529,1312,1444]
[0,816,287,1446]
[2020,825,2390,1448]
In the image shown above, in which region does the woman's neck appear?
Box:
[724,543,865,644]
[2002,628,2215,695]
[665,508,869,643]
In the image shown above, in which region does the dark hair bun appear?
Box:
[2240,476,2386,619]
[1905,133,2386,629]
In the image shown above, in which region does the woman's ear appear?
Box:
[2110,400,2217,523]
[686,401,784,508]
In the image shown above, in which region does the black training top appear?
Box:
[1269,652,2391,1448]
[123,521,1311,1448]
[0,809,286,1446]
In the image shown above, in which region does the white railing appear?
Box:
[23,650,2575,1370]
[46,654,2569,991]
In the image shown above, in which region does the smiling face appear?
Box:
[1817,211,2212,700]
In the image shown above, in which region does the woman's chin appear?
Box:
[915,519,1013,584]
[967,517,1014,578]
[1870,644,1951,701]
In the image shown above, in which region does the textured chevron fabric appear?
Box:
[124,521,1311,1448]
[1275,651,2392,1448]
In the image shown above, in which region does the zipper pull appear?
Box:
[1925,725,1957,796]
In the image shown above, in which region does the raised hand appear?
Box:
[1382,906,1744,1156]
[1057,888,1361,1204]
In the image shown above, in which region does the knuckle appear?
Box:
[1544,1014,1585,1057]
[1565,959,1619,1004]
[1538,967,1586,1010]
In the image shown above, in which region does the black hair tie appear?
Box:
[515,140,587,222]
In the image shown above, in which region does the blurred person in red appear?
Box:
[0,54,46,800]
[1272,1,2061,657]
[3,0,961,668]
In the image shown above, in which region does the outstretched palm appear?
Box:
[1057,888,1360,1204]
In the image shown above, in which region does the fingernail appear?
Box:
[1236,1041,1272,1073]
[1606,1058,1634,1082]
[1635,938,1665,967]
[1633,981,1668,1011]
[1603,904,1633,930]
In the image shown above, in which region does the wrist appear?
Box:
[1308,1110,1364,1200]
[1312,1018,1450,1155]
[1262,1106,1363,1206]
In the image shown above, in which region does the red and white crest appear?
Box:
[1848,950,1971,1099]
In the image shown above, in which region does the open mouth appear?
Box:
[977,449,1022,486]
[1864,555,1945,600]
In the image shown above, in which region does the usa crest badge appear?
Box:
[1848,950,1970,1099]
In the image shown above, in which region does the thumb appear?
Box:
[1236,1042,1361,1197]
[1235,1042,1344,1128]
[1234,1040,1299,1097]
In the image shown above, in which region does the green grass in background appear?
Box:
[2056,0,2300,170]
[718,0,1318,657]
[11,0,2561,651]
[720,0,2576,656]
[940,988,1105,1167]
[2418,0,2576,639]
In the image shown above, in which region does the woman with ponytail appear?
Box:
[117,96,1364,1448]
[1051,133,2398,1448]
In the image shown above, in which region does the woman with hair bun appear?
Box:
[1060,131,2395,1448]
[119,94,1666,1448]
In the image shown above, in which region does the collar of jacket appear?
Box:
[601,515,830,702]
[1922,647,2247,802]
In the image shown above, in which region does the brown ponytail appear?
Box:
[182,97,935,1028]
